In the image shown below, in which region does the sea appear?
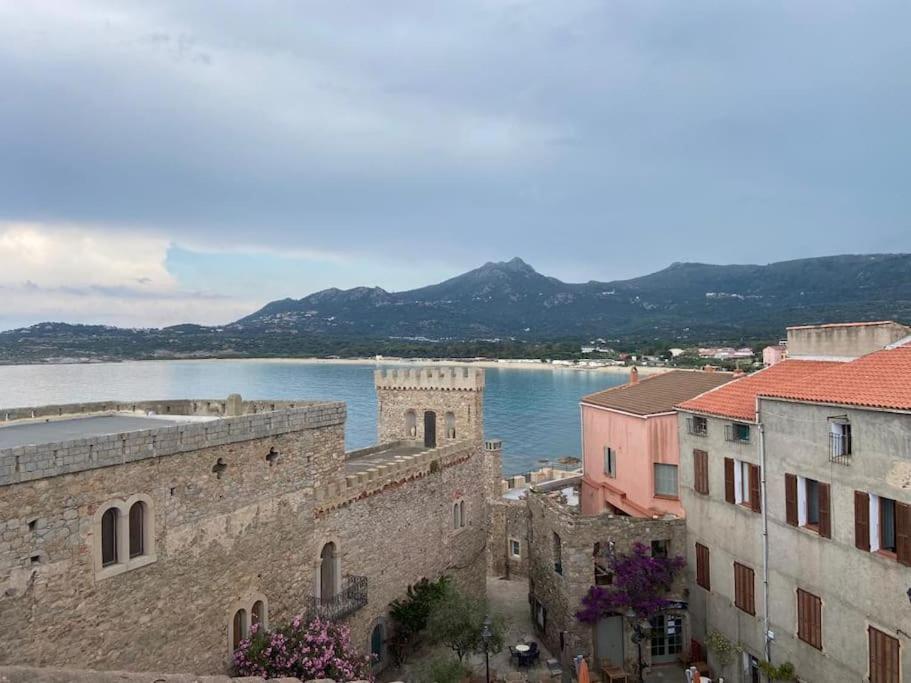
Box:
[0,360,626,475]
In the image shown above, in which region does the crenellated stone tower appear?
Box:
[375,366,485,448]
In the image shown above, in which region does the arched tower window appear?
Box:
[424,411,437,448]
[445,411,456,439]
[320,542,338,599]
[459,500,466,527]
[405,410,417,438]
[128,501,145,558]
[101,508,118,567]
[251,600,265,630]
[453,502,461,529]
[232,609,247,650]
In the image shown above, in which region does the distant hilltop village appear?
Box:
[1,322,910,682]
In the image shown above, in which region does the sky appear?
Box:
[1,1,909,330]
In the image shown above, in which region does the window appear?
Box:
[687,416,708,437]
[101,508,118,567]
[370,622,385,667]
[445,411,456,439]
[510,539,521,558]
[855,491,911,565]
[232,609,247,650]
[829,420,852,462]
[725,423,751,443]
[128,501,145,558]
[733,562,755,615]
[796,589,822,650]
[654,464,678,498]
[453,502,461,529]
[695,543,710,590]
[95,495,156,578]
[786,475,831,538]
[251,600,265,629]
[405,410,417,438]
[693,449,709,495]
[869,626,900,683]
[725,458,760,512]
[319,542,338,599]
[594,562,612,586]
[603,446,617,478]
[651,539,669,558]
[460,500,466,527]
[553,533,562,575]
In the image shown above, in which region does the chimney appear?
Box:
[629,366,639,385]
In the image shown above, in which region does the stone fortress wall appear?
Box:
[0,367,496,676]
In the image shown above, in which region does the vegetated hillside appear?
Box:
[234,254,911,340]
[2,254,910,363]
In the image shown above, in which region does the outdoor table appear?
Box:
[515,644,530,653]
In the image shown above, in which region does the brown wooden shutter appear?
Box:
[695,543,711,590]
[855,491,870,551]
[724,457,735,504]
[749,464,761,513]
[869,626,900,683]
[785,474,798,526]
[818,483,831,539]
[896,502,911,567]
[797,589,822,650]
[694,450,708,495]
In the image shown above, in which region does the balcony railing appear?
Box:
[307,575,368,622]
[829,432,852,465]
[686,418,708,437]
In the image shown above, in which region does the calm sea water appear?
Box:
[0,360,625,474]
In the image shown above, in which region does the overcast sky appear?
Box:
[1,1,909,329]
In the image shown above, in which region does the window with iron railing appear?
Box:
[725,423,751,443]
[687,416,708,437]
[829,421,852,464]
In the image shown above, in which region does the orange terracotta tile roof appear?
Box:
[582,370,733,416]
[677,360,842,422]
[760,344,911,411]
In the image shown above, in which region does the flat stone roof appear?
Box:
[345,443,426,474]
[0,414,212,450]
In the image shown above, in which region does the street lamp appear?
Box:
[481,615,493,683]
[626,610,648,683]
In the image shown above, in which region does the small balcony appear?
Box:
[829,432,852,465]
[307,575,368,622]
[687,417,708,437]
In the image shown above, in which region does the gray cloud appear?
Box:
[0,0,909,285]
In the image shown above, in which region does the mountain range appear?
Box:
[3,254,911,363]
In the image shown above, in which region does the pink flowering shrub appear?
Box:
[233,615,374,681]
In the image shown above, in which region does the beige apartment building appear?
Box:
[678,322,911,683]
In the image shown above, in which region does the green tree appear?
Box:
[427,585,505,662]
[388,576,451,664]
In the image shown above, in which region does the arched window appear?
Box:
[370,622,385,665]
[405,410,417,438]
[129,501,145,558]
[320,542,338,599]
[445,412,456,439]
[251,600,265,630]
[101,508,118,567]
[232,609,247,650]
[453,502,461,529]
[459,500,466,528]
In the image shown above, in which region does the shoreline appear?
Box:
[0,356,671,375]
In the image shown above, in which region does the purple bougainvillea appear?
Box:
[576,542,685,624]
[233,616,373,682]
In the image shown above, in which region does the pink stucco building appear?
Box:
[580,369,732,518]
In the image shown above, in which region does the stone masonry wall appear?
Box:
[526,490,687,673]
[0,666,359,683]
[488,498,530,578]
[375,367,484,446]
[0,401,344,486]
